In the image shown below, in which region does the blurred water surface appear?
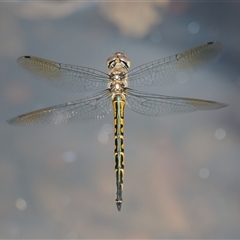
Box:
[0,1,239,239]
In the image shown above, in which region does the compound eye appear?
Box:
[119,55,130,68]
[106,56,117,68]
[121,60,130,68]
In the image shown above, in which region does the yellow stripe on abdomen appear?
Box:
[112,94,125,211]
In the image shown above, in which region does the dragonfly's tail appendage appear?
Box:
[116,182,123,211]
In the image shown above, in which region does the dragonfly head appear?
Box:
[106,52,131,69]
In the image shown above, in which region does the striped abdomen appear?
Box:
[112,94,125,211]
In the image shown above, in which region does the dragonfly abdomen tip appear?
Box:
[116,201,122,211]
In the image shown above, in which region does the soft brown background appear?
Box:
[0,1,239,239]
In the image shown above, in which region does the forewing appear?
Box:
[7,90,112,126]
[126,88,227,117]
[18,56,108,92]
[127,42,222,87]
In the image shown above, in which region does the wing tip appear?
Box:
[17,55,31,63]
[7,118,13,125]
[202,100,228,110]
[7,114,32,126]
[7,116,23,126]
[207,101,228,110]
[217,102,228,108]
[7,117,18,126]
[206,41,222,51]
[207,41,221,45]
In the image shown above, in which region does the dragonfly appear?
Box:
[7,42,227,211]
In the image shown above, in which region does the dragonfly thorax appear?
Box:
[108,80,127,94]
[108,55,129,94]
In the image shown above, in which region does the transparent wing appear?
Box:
[126,88,227,117]
[7,90,112,126]
[127,42,222,87]
[18,56,108,92]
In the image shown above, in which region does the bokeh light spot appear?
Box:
[15,198,27,211]
[102,123,113,135]
[188,22,200,34]
[62,151,77,163]
[215,128,226,140]
[199,168,210,179]
[98,131,109,145]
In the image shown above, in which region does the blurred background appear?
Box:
[0,0,239,238]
